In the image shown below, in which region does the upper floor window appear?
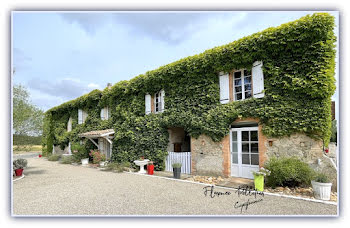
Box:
[154,90,164,113]
[219,61,264,104]
[100,106,110,120]
[145,89,165,115]
[78,109,88,124]
[234,69,252,101]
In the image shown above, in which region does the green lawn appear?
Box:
[13,145,42,154]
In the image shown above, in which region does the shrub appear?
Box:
[71,143,89,162]
[330,119,337,143]
[264,157,315,188]
[60,155,74,164]
[48,154,61,161]
[314,172,329,183]
[103,162,131,172]
[89,150,106,164]
[13,158,28,170]
[103,162,124,172]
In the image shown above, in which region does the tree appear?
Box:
[330,119,337,143]
[13,84,44,136]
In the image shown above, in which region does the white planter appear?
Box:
[81,158,89,165]
[99,161,107,167]
[311,180,332,200]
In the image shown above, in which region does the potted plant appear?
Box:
[89,149,107,166]
[252,167,271,191]
[311,172,332,200]
[13,158,28,176]
[147,161,154,175]
[172,163,182,179]
[71,143,89,165]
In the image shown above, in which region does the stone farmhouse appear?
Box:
[43,13,336,180]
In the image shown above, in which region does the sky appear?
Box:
[12,11,339,111]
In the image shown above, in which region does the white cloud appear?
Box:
[87,83,100,89]
[59,12,236,44]
[27,77,100,103]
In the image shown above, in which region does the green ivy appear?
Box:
[42,13,336,169]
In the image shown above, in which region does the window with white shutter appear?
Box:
[252,61,264,98]
[78,109,83,124]
[234,69,252,101]
[154,90,165,113]
[145,94,151,114]
[82,110,88,123]
[219,73,230,104]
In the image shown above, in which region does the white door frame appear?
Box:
[230,126,259,179]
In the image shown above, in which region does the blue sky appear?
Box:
[12,11,339,111]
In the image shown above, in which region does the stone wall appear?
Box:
[264,133,337,191]
[191,134,225,176]
[191,131,337,190]
[264,133,323,164]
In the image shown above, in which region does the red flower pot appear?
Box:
[39,154,42,158]
[15,169,23,176]
[147,164,154,175]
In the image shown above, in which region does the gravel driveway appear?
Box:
[12,158,337,216]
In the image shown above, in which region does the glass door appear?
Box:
[230,127,259,179]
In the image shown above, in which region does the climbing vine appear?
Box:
[42,13,336,169]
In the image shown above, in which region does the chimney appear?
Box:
[107,83,112,89]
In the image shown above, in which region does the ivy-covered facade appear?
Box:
[42,13,336,178]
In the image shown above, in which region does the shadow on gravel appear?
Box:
[24,170,46,176]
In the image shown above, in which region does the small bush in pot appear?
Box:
[252,167,271,191]
[312,172,332,200]
[71,143,89,164]
[13,158,27,176]
[172,163,182,179]
[89,150,106,164]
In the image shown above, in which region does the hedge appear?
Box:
[42,13,336,170]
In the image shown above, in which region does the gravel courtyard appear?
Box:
[12,158,337,216]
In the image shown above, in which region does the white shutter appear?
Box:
[67,117,72,132]
[160,89,165,112]
[252,61,264,98]
[145,94,151,114]
[100,108,105,120]
[105,107,109,120]
[219,73,230,104]
[78,109,83,124]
